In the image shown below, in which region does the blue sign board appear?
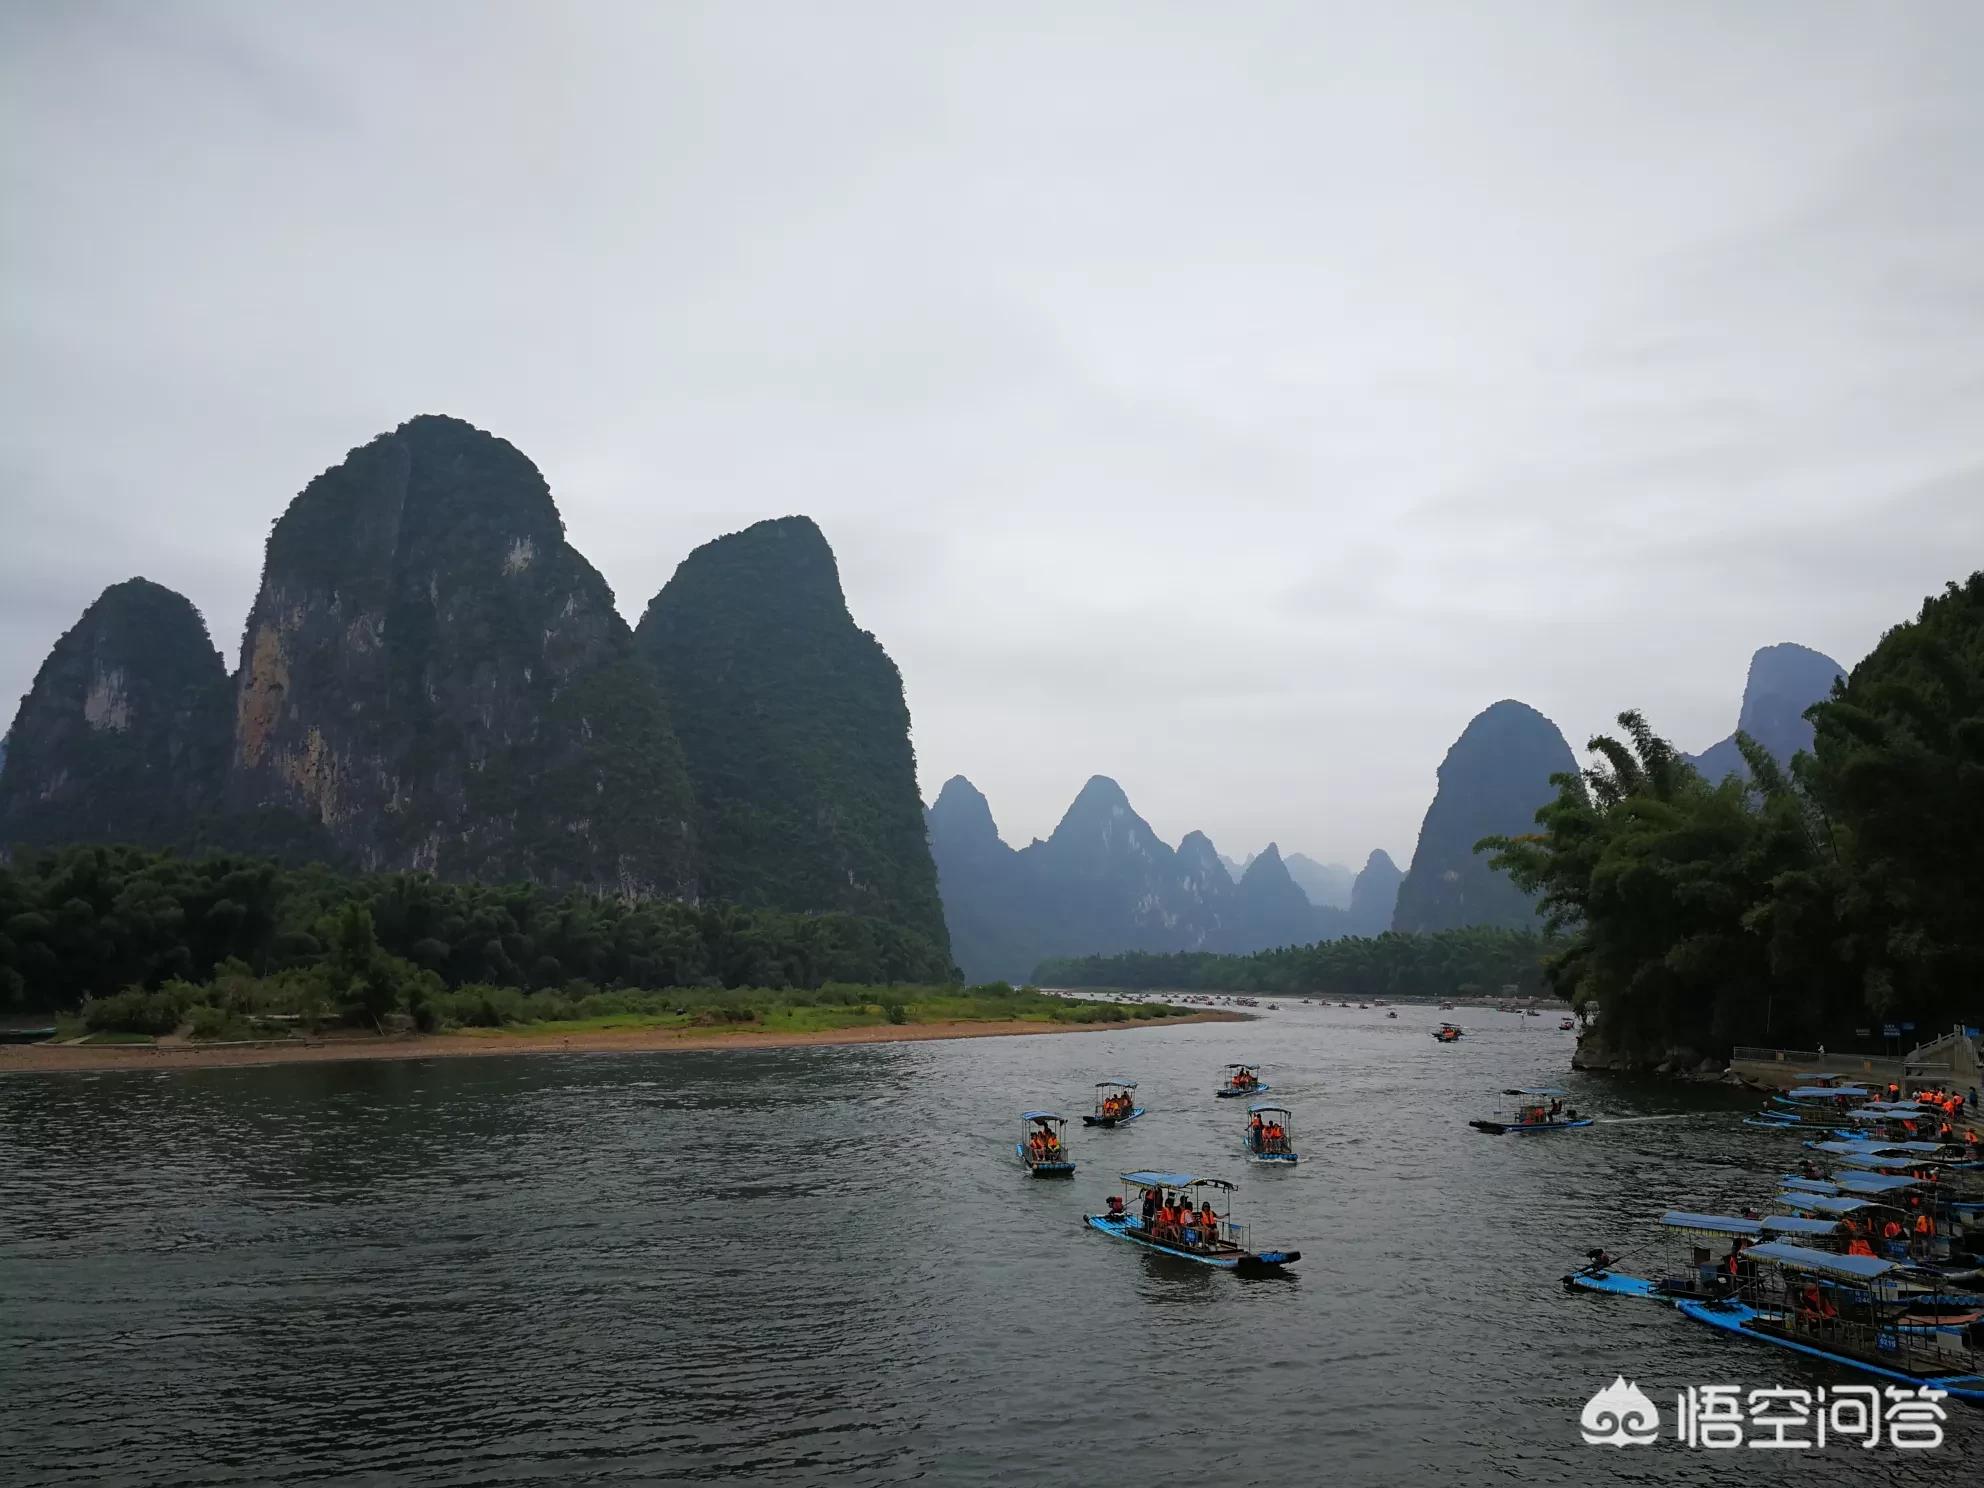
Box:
[1901,1021,1915,1032]
[1882,1024,1900,1038]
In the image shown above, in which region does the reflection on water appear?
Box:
[2,1007,1976,1485]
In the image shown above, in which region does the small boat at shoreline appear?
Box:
[1216,1063,1268,1099]
[1083,1079,1144,1128]
[1243,1102,1299,1166]
[1558,1017,1575,1031]
[1084,1171,1300,1275]
[1016,1111,1075,1177]
[1471,1087,1592,1135]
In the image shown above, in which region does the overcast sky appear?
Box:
[4,2,1981,869]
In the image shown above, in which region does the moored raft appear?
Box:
[1565,1212,1760,1302]
[1674,1242,1984,1404]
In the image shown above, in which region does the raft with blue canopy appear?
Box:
[1472,1087,1592,1134]
[1083,1170,1299,1275]
[1564,1212,1759,1302]
[1242,1102,1299,1166]
[1215,1064,1268,1099]
[1015,1111,1075,1177]
[1084,1079,1144,1128]
[1676,1242,1984,1403]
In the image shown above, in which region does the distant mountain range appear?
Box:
[1687,643,1844,782]
[925,775,1401,982]
[1219,850,1356,909]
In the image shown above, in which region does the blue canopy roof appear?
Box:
[1660,1211,1762,1237]
[1742,1240,1895,1280]
[1511,1087,1568,1097]
[1122,1170,1197,1188]
[1782,1193,1873,1216]
[1095,1079,1137,1088]
[1832,1171,1922,1195]
[1247,1102,1291,1115]
[1786,1085,1870,1098]
[1020,1110,1063,1122]
[1829,1151,1928,1173]
[1761,1215,1844,1237]
[1779,1176,1839,1193]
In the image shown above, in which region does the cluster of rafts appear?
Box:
[1015,1063,1302,1277]
[1567,1072,1984,1403]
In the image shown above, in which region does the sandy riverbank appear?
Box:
[0,1009,1246,1076]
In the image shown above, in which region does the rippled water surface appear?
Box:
[3,1005,1978,1485]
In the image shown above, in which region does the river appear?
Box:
[2,1003,1977,1485]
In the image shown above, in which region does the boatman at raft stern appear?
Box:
[1141,1186,1159,1230]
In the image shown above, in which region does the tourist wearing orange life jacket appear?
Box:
[1912,1211,1935,1258]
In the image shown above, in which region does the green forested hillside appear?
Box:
[1035,926,1551,999]
[1482,573,1984,1064]
[635,516,949,950]
[0,844,955,1018]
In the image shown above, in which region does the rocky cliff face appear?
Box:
[1392,700,1577,933]
[0,578,230,849]
[1690,642,1845,782]
[224,415,696,894]
[1345,848,1403,935]
[634,516,948,952]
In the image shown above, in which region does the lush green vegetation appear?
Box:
[0,845,958,1025]
[635,515,951,952]
[1481,573,1984,1064]
[66,966,1173,1041]
[1034,926,1552,999]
